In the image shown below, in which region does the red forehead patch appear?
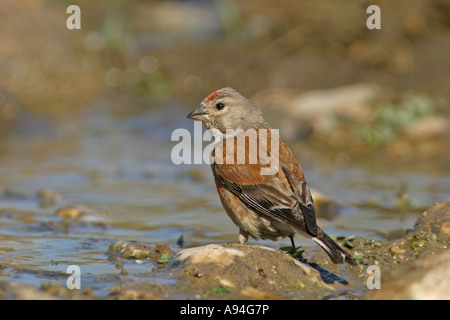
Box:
[206,90,219,101]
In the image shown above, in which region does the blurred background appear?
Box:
[0,0,449,298]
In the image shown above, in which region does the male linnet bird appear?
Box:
[187,87,356,265]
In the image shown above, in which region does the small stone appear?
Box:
[403,116,450,140]
[173,244,245,267]
[55,205,86,219]
[218,278,234,288]
[107,241,173,265]
[389,245,406,254]
[54,205,103,221]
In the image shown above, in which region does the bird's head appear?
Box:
[187,87,267,133]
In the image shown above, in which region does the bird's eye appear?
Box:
[216,103,225,110]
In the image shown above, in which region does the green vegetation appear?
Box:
[359,94,436,146]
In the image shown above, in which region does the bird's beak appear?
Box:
[187,105,208,122]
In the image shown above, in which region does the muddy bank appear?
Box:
[354,200,450,269]
[363,201,450,299]
[106,199,450,300]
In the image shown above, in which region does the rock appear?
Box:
[173,244,246,268]
[0,280,57,300]
[252,84,380,139]
[366,251,450,300]
[288,83,379,122]
[166,243,350,299]
[361,200,450,299]
[107,241,173,266]
[39,282,95,300]
[0,280,93,300]
[253,84,379,121]
[108,282,171,300]
[414,201,450,238]
[352,200,450,266]
[403,116,450,140]
[389,245,406,254]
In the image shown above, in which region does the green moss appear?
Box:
[157,253,171,264]
[211,286,230,294]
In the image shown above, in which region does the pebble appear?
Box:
[54,204,104,221]
[389,245,406,254]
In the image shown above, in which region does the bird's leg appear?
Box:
[287,235,305,259]
[289,235,296,250]
[238,229,249,244]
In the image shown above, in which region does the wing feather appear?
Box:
[212,131,319,237]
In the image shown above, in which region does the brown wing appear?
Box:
[281,165,319,235]
[212,133,319,236]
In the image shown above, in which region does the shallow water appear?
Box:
[0,100,449,298]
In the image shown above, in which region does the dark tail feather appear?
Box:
[312,232,357,266]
